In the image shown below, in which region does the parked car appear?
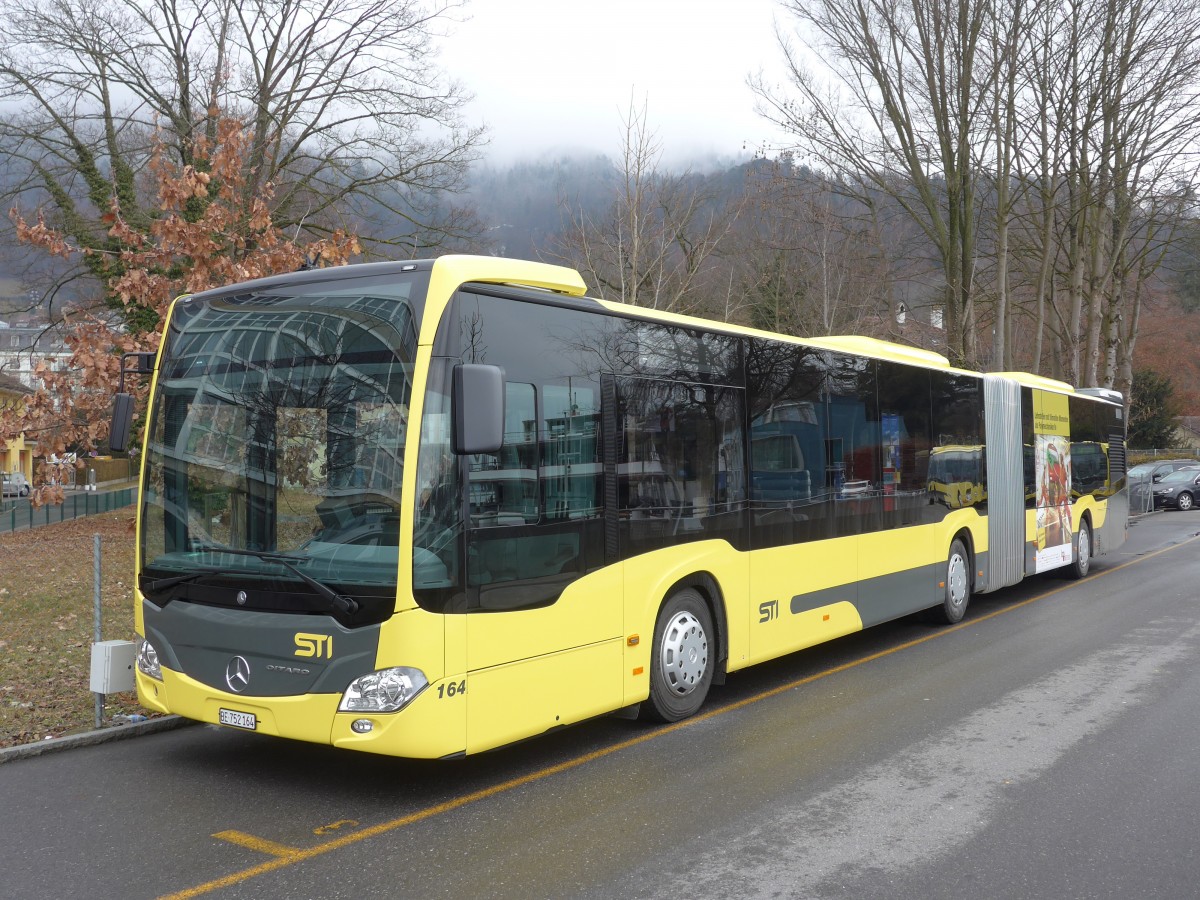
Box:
[1152,467,1200,510]
[1128,459,1200,512]
[2,472,30,497]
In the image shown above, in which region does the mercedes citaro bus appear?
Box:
[113,255,1127,758]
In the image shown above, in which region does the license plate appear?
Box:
[218,708,257,731]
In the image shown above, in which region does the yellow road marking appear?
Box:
[313,819,359,836]
[211,831,300,859]
[163,534,1199,900]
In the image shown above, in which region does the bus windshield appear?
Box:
[139,272,424,614]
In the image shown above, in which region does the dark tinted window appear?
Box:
[417,292,755,611]
[1022,387,1036,508]
[746,344,956,546]
[1069,395,1126,497]
[877,362,936,528]
[612,319,743,385]
[415,292,609,612]
[827,353,880,537]
[929,372,986,513]
[746,340,830,547]
[617,378,746,555]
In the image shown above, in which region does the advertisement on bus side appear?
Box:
[1033,391,1073,572]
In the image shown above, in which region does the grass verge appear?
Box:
[0,510,148,747]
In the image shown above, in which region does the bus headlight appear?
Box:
[136,636,162,681]
[339,667,428,713]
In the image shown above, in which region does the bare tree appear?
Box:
[0,0,483,310]
[4,115,360,504]
[1005,0,1200,393]
[978,0,1042,371]
[756,0,1200,394]
[754,0,997,367]
[728,158,893,337]
[552,98,743,316]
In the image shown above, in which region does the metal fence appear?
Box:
[0,488,136,534]
[1126,450,1200,516]
[1130,448,1200,461]
[1129,484,1156,516]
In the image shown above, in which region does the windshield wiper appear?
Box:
[143,546,360,615]
[142,569,233,596]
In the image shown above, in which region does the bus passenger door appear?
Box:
[462,381,622,754]
[464,558,623,754]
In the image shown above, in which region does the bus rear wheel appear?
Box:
[642,588,714,723]
[1068,520,1092,579]
[933,539,971,625]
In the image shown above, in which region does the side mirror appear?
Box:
[110,393,136,453]
[452,364,505,455]
[111,351,155,453]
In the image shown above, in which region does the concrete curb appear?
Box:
[0,715,196,765]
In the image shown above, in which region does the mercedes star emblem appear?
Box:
[236,590,248,606]
[225,656,251,692]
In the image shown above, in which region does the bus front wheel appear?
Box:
[933,539,971,625]
[643,588,714,723]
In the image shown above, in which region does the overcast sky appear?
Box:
[437,0,792,166]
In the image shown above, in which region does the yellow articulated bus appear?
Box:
[113,256,1128,758]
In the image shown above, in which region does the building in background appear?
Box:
[0,371,34,482]
[0,320,71,389]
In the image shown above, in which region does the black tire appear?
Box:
[1178,492,1194,512]
[642,588,714,723]
[1068,519,1092,579]
[932,538,971,624]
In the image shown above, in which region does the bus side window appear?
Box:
[465,380,602,610]
[469,383,538,527]
[541,383,602,521]
[930,372,985,513]
[827,352,880,536]
[616,377,746,554]
[746,339,830,548]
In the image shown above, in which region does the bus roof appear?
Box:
[590,297,962,370]
[171,255,1112,398]
[433,255,587,297]
[991,371,1075,394]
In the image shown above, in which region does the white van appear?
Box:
[2,472,30,497]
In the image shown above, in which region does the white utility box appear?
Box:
[90,640,136,693]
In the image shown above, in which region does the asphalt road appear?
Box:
[2,512,1199,899]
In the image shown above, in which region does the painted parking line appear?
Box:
[163,535,1199,900]
[211,831,300,859]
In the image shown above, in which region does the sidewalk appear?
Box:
[0,477,139,534]
[0,715,193,765]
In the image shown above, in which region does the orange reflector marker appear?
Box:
[633,667,644,676]
[627,635,640,647]
[938,581,946,588]
[822,614,830,621]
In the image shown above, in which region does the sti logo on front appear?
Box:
[295,633,333,659]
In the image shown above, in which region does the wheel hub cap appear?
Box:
[948,554,968,609]
[660,611,708,696]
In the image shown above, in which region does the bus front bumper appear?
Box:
[136,667,467,759]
